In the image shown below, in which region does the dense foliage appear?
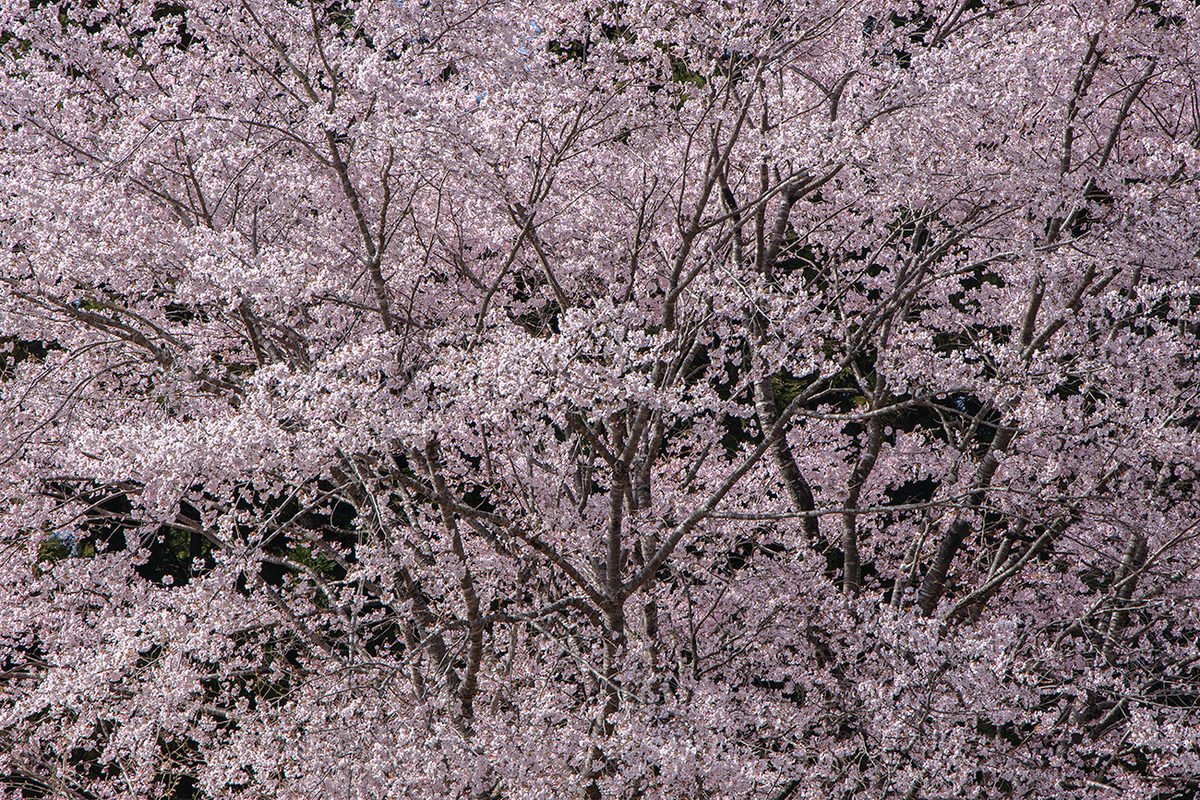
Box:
[2,0,1199,796]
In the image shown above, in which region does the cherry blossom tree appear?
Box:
[2,0,1199,796]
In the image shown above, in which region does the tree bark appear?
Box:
[917,425,1015,615]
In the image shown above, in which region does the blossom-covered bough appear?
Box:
[1,0,1198,796]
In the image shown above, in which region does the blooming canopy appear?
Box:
[1,0,1199,797]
